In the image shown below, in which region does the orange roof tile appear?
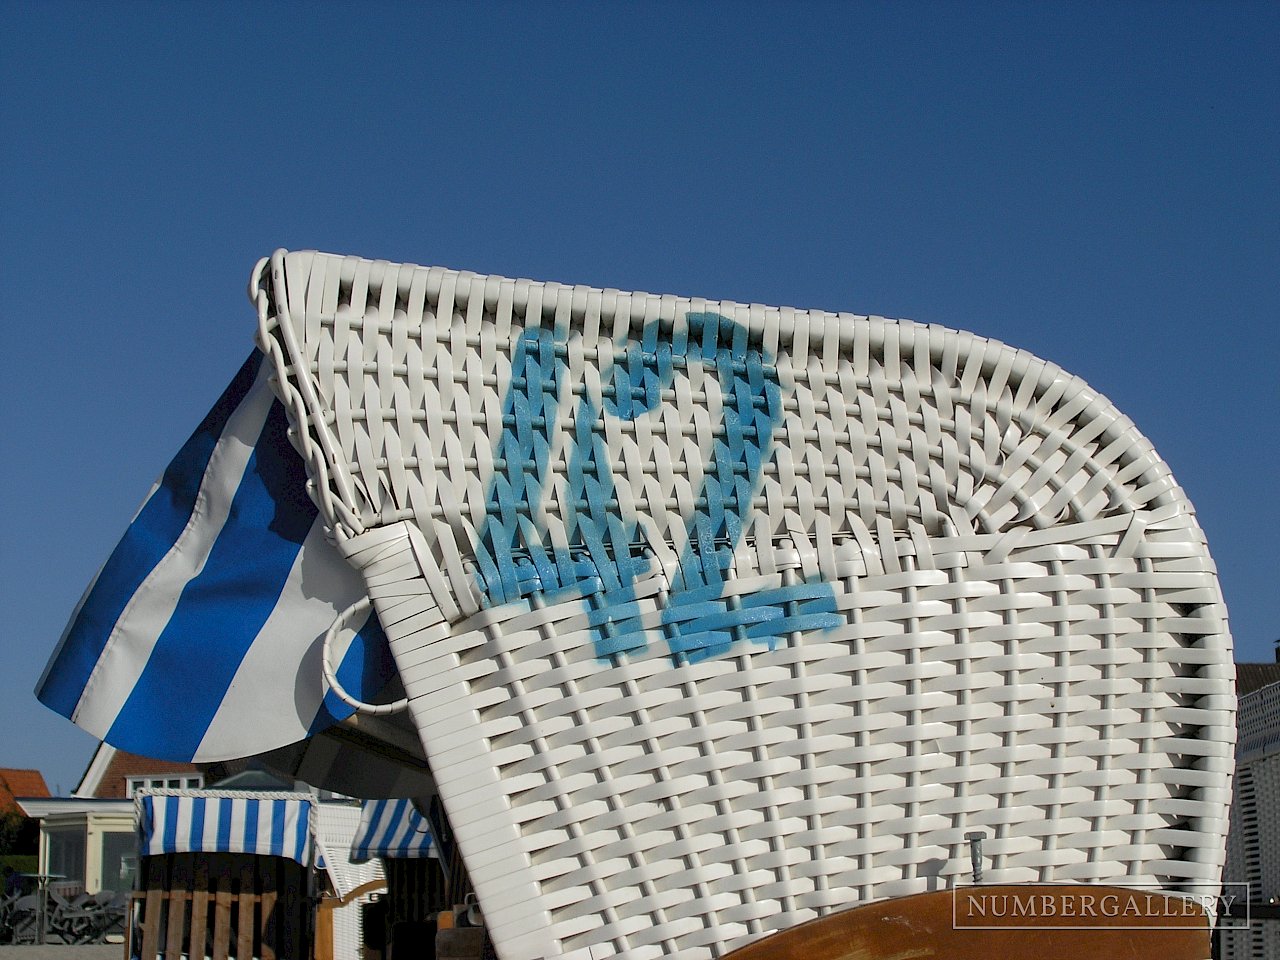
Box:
[0,768,51,816]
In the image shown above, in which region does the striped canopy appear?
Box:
[349,799,435,863]
[37,352,398,763]
[137,790,314,867]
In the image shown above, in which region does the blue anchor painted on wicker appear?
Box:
[474,312,838,662]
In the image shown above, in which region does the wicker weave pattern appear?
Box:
[254,250,1233,960]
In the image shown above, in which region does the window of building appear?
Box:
[126,774,203,796]
[45,825,86,885]
[99,831,136,894]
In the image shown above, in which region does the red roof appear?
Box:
[0,768,51,816]
[87,748,201,799]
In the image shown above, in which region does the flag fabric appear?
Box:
[136,789,314,866]
[37,352,398,763]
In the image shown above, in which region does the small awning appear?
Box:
[349,799,435,862]
[137,790,314,867]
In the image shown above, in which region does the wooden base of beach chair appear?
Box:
[721,885,1211,960]
[133,853,311,960]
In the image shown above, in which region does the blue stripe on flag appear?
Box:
[270,800,286,857]
[216,798,233,852]
[398,800,419,858]
[189,797,206,851]
[38,353,263,718]
[294,803,310,865]
[137,800,150,852]
[162,796,179,854]
[105,401,317,757]
[244,799,259,853]
[390,799,408,857]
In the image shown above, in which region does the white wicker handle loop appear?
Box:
[321,597,408,716]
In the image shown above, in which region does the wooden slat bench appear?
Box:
[131,853,310,960]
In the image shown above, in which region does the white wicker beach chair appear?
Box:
[252,249,1234,960]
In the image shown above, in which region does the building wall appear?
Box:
[38,811,136,893]
[1221,681,1280,959]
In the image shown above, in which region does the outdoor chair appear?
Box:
[7,894,41,944]
[42,888,89,943]
[89,890,129,942]
[0,891,18,943]
[51,890,127,944]
[253,249,1234,959]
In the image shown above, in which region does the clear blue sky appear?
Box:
[2,1,1276,794]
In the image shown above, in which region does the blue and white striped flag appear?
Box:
[37,352,397,762]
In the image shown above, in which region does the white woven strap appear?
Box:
[321,597,408,716]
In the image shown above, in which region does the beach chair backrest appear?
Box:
[255,249,1233,960]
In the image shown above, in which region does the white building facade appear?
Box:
[1221,678,1280,959]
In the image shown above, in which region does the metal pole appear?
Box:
[965,832,985,885]
[36,874,47,945]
